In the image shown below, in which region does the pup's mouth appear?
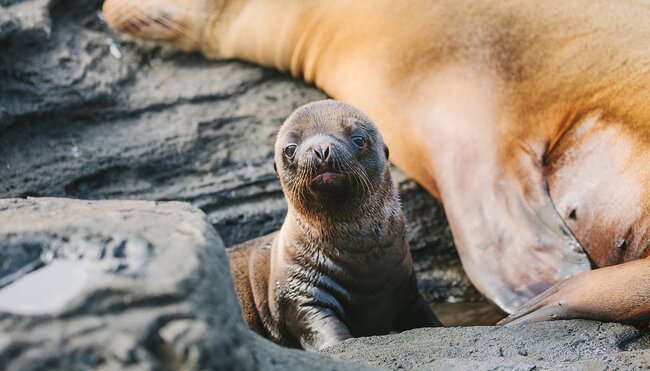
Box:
[310,170,350,196]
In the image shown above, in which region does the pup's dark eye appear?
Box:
[351,135,366,148]
[284,144,297,158]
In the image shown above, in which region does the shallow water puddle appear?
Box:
[432,301,506,326]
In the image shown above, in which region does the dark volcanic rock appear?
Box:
[0,0,474,306]
[0,0,50,44]
[324,320,650,370]
[0,197,368,370]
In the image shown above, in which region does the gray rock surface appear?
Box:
[0,0,50,45]
[0,0,476,305]
[0,197,368,370]
[325,321,650,370]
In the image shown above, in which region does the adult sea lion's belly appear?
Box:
[547,114,650,267]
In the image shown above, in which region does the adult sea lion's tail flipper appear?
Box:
[499,258,650,325]
[102,0,216,52]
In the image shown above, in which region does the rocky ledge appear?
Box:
[1,0,649,370]
[325,321,650,370]
[0,198,366,370]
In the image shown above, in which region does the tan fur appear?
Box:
[103,0,650,323]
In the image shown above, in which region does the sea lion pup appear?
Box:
[102,0,650,324]
[226,100,440,351]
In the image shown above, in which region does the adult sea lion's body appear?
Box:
[103,0,650,324]
[226,101,440,350]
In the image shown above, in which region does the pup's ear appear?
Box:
[384,144,390,160]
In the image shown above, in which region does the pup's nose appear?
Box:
[313,145,331,163]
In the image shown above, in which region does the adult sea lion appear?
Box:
[226,100,440,350]
[102,0,650,324]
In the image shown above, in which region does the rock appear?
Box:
[0,197,368,370]
[324,320,650,370]
[0,0,474,306]
[393,170,479,305]
[0,0,51,44]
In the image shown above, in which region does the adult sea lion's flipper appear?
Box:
[440,148,592,314]
[499,258,650,325]
[498,114,650,323]
[102,0,217,52]
[414,66,592,314]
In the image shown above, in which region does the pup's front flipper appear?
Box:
[287,304,352,351]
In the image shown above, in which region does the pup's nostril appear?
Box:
[313,146,331,162]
